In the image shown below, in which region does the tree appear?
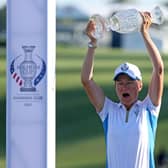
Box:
[0,5,6,32]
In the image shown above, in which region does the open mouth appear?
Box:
[122,93,130,98]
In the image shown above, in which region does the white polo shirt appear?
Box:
[98,96,161,168]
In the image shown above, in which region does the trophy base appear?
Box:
[20,87,36,92]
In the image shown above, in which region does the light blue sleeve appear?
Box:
[97,97,112,122]
[144,95,161,118]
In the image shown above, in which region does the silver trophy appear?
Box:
[20,45,37,92]
[88,6,164,37]
[108,6,164,33]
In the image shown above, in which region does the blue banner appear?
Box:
[7,0,47,167]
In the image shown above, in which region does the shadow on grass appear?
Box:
[56,87,104,145]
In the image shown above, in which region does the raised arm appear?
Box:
[141,12,164,106]
[81,21,105,112]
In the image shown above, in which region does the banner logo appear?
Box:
[10,45,46,92]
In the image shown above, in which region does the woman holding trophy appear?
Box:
[81,10,164,168]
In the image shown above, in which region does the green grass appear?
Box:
[0,47,6,168]
[56,45,168,168]
[0,158,5,168]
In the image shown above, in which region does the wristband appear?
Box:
[88,41,97,48]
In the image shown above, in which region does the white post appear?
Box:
[47,0,56,168]
[6,0,55,167]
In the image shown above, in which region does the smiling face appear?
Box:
[115,74,143,110]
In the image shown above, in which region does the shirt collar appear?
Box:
[118,100,141,109]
